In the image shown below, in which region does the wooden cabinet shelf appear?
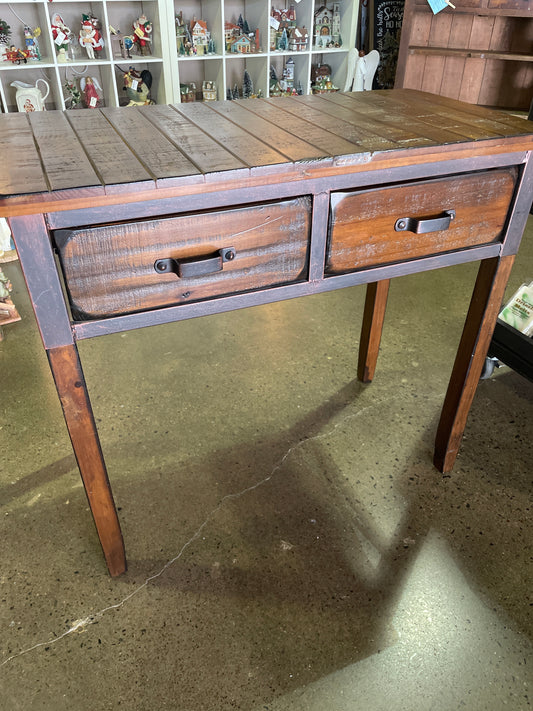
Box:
[409,47,533,63]
[395,0,533,110]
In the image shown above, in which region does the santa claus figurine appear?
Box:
[79,15,104,59]
[132,14,152,56]
[50,13,72,57]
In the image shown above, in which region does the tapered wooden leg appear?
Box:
[358,280,391,383]
[47,344,127,576]
[434,255,515,473]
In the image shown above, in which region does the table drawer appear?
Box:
[326,168,517,275]
[55,197,311,320]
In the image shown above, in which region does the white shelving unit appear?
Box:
[0,0,358,111]
[164,0,358,101]
[0,0,172,111]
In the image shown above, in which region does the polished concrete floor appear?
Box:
[1,220,532,710]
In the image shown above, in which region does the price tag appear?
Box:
[90,96,97,107]
[131,79,138,91]
[270,16,280,29]
[55,31,66,45]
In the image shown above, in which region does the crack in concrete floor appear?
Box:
[2,398,394,668]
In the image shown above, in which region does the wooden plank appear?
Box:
[428,12,453,47]
[420,55,446,94]
[440,56,466,100]
[325,92,465,145]
[403,54,426,90]
[263,96,399,151]
[174,101,289,167]
[66,109,154,187]
[316,92,434,144]
[469,15,495,51]
[236,98,361,156]
[208,100,329,161]
[448,13,474,49]
[401,88,531,133]
[139,104,247,174]
[101,106,201,180]
[376,88,506,139]
[0,113,48,196]
[27,111,102,191]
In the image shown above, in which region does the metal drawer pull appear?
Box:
[394,209,455,234]
[154,247,236,278]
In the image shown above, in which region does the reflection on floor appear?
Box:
[1,218,532,710]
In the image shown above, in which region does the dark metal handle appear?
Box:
[154,247,236,278]
[394,209,455,234]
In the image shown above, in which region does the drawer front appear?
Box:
[56,197,311,320]
[326,168,517,275]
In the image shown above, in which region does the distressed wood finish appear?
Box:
[2,91,533,576]
[47,344,126,576]
[434,255,515,472]
[55,197,311,319]
[396,0,533,110]
[357,281,391,383]
[327,168,517,274]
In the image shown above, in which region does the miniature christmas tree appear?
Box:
[226,87,233,100]
[278,27,288,51]
[232,83,240,99]
[238,14,245,32]
[243,70,253,98]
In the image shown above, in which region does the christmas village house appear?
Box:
[313,3,341,48]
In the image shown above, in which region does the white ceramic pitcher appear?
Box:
[10,79,50,112]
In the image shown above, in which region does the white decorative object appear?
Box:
[10,78,49,112]
[344,48,379,92]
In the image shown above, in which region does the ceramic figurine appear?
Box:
[24,26,41,60]
[79,15,104,59]
[180,82,196,102]
[110,26,135,59]
[190,17,210,55]
[51,13,72,57]
[132,14,152,56]
[64,78,82,109]
[80,76,102,108]
[313,3,342,49]
[202,80,216,101]
[4,46,29,64]
[344,48,379,91]
[123,67,154,105]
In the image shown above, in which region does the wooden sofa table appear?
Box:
[2,89,533,576]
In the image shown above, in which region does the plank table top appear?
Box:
[1,89,532,216]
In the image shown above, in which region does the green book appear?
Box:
[499,281,533,336]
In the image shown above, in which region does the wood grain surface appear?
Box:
[56,196,312,319]
[3,90,532,210]
[327,167,517,273]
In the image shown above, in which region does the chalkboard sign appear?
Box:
[371,0,404,89]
